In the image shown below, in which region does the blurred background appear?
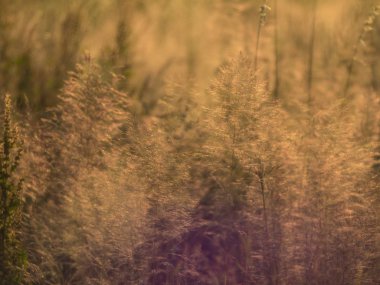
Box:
[1,0,379,113]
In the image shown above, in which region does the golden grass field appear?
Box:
[0,0,380,284]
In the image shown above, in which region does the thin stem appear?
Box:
[273,0,280,99]
[258,161,277,285]
[343,5,380,99]
[307,0,317,110]
[254,1,269,73]
[343,35,365,100]
[259,164,269,239]
[254,18,263,73]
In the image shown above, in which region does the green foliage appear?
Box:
[0,94,25,285]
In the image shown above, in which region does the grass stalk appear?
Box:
[273,0,280,99]
[254,1,270,73]
[343,5,380,99]
[307,0,317,110]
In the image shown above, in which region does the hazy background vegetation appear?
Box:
[0,0,379,284]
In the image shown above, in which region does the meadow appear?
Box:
[0,0,380,284]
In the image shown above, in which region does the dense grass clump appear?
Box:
[0,94,24,285]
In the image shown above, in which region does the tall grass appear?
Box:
[307,0,317,109]
[0,0,379,284]
[254,0,270,73]
[343,5,380,99]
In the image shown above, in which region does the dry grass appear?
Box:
[0,0,379,284]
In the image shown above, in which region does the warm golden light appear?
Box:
[0,0,379,284]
